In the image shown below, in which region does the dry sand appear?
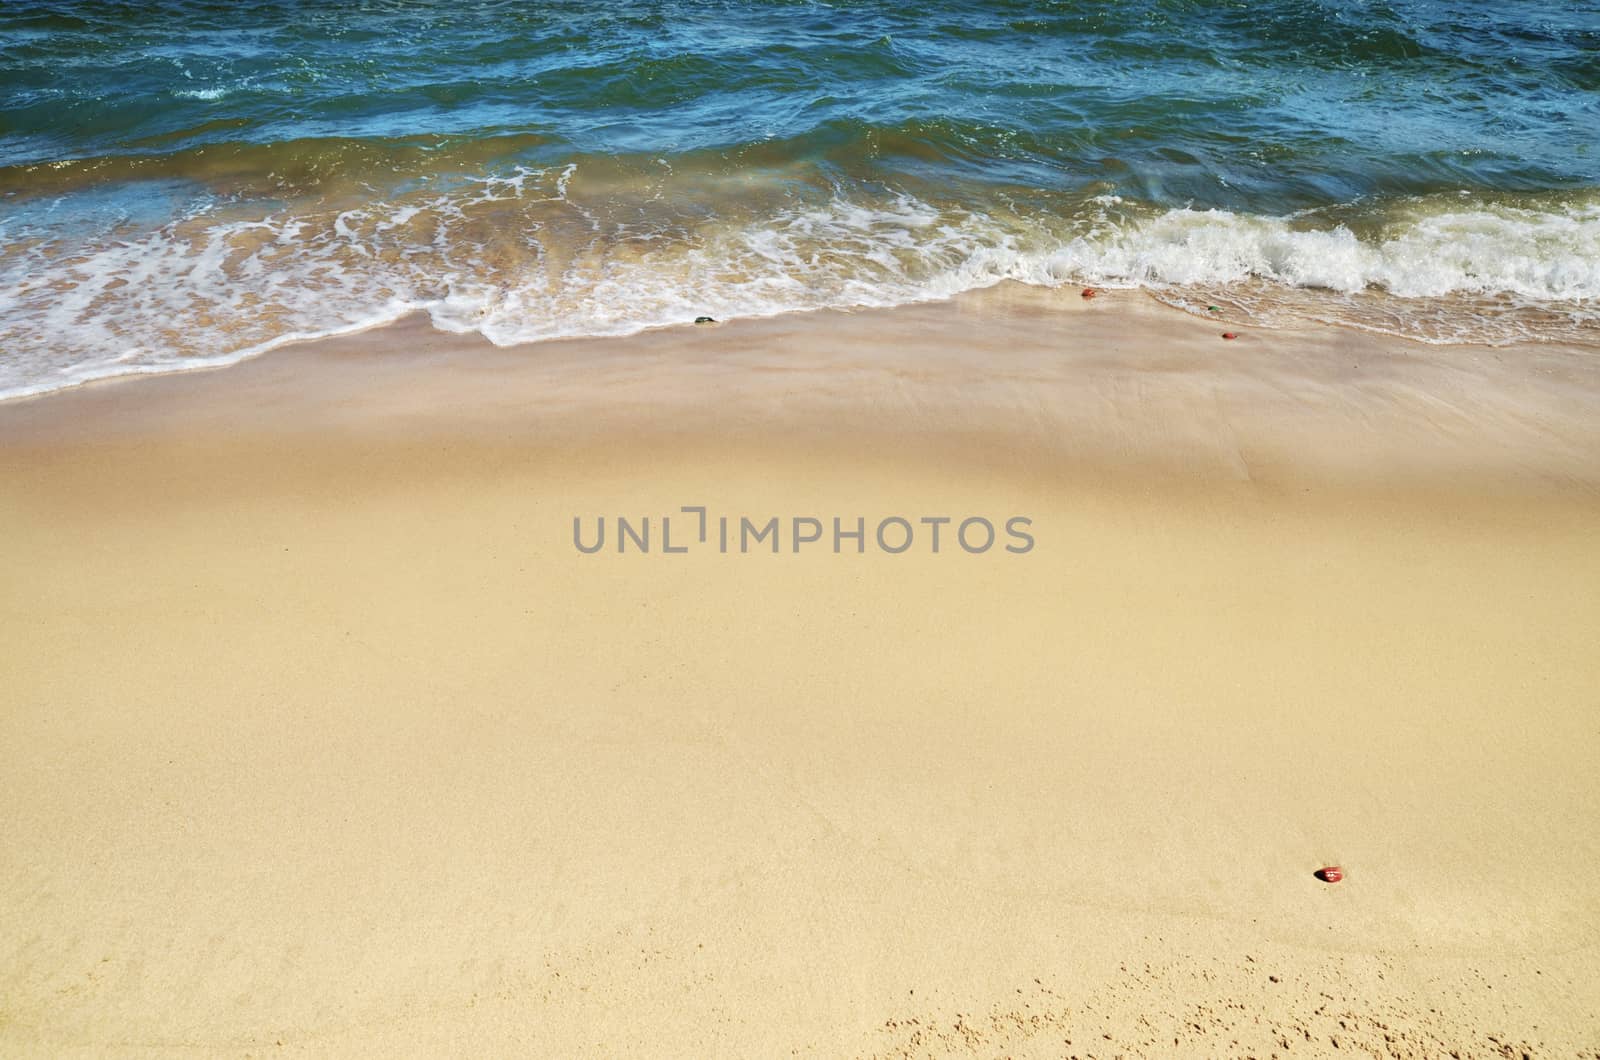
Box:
[2,286,1598,1056]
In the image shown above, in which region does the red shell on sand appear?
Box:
[1222,332,1238,339]
[1315,866,1344,883]
[1081,288,1097,298]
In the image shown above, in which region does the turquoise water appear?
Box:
[2,0,1597,395]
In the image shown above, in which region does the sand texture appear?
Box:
[2,288,1598,1056]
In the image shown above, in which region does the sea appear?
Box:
[1,0,1597,398]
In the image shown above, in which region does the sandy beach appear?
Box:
[2,287,1599,1056]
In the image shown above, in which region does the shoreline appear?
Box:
[3,285,1599,1055]
[6,284,1600,497]
[3,279,1597,416]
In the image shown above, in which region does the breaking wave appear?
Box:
[1,166,1596,399]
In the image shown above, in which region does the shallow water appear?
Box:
[1,0,1597,396]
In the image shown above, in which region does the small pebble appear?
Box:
[1222,332,1238,340]
[694,316,716,324]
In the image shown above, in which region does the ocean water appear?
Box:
[1,0,1597,398]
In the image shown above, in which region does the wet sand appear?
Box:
[2,286,1598,1056]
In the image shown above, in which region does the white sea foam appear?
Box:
[172,86,232,101]
[1,176,1596,400]
[1032,202,1600,299]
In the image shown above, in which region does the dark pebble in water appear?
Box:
[695,316,716,324]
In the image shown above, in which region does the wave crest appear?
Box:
[1,174,1596,399]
